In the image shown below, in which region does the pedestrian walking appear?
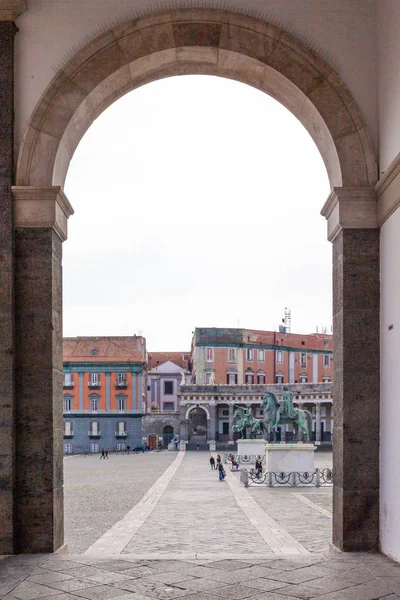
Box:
[100,449,105,459]
[105,448,109,459]
[216,454,221,467]
[210,456,215,469]
[196,444,200,451]
[218,462,226,481]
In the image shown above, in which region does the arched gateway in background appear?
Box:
[1,1,388,558]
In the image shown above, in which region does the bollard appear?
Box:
[315,469,321,488]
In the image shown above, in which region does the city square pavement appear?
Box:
[2,451,400,599]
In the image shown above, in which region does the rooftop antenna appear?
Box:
[284,308,291,333]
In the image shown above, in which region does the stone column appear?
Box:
[228,403,234,442]
[322,187,379,552]
[13,186,74,553]
[179,404,187,441]
[0,20,17,556]
[209,404,216,440]
[315,403,321,442]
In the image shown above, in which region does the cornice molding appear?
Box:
[320,187,377,242]
[12,186,74,241]
[375,152,400,226]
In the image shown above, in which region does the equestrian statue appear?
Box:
[259,386,312,442]
[232,405,264,439]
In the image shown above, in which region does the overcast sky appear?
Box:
[63,75,331,351]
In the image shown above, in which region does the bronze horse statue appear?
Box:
[258,391,312,442]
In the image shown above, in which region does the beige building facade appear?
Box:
[1,0,400,561]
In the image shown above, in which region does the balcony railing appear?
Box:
[63,431,74,437]
[88,381,101,389]
[88,431,101,437]
[115,431,127,437]
[115,379,128,388]
[63,380,74,389]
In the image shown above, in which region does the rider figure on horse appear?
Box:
[281,386,297,419]
[274,386,297,429]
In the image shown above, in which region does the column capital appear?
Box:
[12,186,74,242]
[0,1,27,20]
[320,187,377,242]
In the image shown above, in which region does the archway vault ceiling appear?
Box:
[16,9,377,190]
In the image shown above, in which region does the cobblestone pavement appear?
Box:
[64,451,178,554]
[2,551,400,599]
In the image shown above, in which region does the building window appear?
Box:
[89,373,100,387]
[64,373,74,387]
[64,443,73,454]
[64,421,73,436]
[90,396,99,412]
[90,442,100,453]
[89,421,99,435]
[246,348,253,361]
[300,353,307,368]
[222,409,229,416]
[258,349,265,362]
[275,373,284,384]
[257,372,265,384]
[63,394,72,413]
[245,371,254,384]
[276,350,283,364]
[117,421,126,434]
[206,347,214,363]
[116,372,127,387]
[227,371,238,384]
[117,396,126,412]
[117,443,126,451]
[324,339,329,347]
[323,354,330,367]
[300,374,308,384]
[164,381,174,395]
[228,348,236,363]
[163,402,174,411]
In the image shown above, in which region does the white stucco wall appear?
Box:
[378,0,400,172]
[380,206,400,561]
[15,0,378,153]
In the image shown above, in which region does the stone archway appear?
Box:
[7,9,380,555]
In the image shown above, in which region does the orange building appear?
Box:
[63,336,146,454]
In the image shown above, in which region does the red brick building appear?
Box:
[191,328,333,385]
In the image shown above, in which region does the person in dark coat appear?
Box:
[210,456,215,469]
[218,462,226,481]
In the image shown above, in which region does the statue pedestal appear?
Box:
[208,440,216,452]
[265,443,316,472]
[237,439,265,461]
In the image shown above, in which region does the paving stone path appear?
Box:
[2,451,400,598]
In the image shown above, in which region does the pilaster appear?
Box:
[13,186,73,552]
[0,20,17,555]
[322,187,379,552]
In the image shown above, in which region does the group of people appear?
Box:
[100,449,109,459]
[209,454,226,480]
